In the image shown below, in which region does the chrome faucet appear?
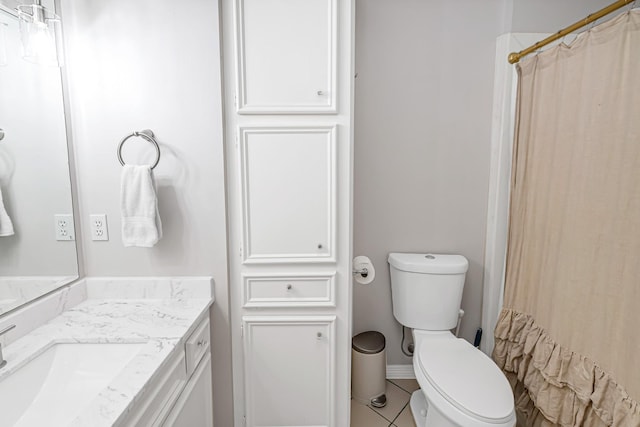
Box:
[0,324,16,369]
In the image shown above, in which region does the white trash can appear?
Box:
[351,331,387,408]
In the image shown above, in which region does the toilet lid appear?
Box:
[417,337,514,422]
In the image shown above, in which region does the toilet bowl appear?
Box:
[388,253,515,427]
[410,331,515,427]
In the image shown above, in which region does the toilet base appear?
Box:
[410,389,461,427]
[409,390,427,427]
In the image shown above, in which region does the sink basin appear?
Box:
[0,343,143,427]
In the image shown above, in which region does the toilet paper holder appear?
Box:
[352,267,369,278]
[352,255,375,285]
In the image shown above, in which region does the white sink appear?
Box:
[0,343,143,427]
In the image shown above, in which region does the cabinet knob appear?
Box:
[317,332,323,339]
[317,243,323,249]
[197,340,207,347]
[317,90,325,96]
[286,284,292,291]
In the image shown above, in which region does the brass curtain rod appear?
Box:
[508,0,635,64]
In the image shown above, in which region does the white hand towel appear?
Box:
[121,165,162,247]
[0,186,14,237]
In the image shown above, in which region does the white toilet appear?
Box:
[388,253,516,427]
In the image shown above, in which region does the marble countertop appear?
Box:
[0,278,213,427]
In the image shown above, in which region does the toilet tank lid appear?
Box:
[388,253,468,274]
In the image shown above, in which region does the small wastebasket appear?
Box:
[351,331,387,408]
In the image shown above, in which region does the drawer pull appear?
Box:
[197,340,207,347]
[286,284,293,291]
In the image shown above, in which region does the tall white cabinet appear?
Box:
[222,0,354,425]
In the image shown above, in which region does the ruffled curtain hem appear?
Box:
[493,309,640,427]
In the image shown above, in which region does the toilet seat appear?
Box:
[415,333,515,424]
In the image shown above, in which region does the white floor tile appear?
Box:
[388,378,420,394]
[350,399,391,427]
[368,381,411,422]
[392,403,417,427]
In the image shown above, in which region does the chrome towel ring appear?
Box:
[117,129,161,169]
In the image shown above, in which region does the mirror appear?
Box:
[0,4,78,315]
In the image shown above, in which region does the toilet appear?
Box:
[388,253,516,427]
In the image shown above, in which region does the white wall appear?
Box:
[59,0,232,425]
[353,0,506,365]
[353,0,620,367]
[509,0,624,32]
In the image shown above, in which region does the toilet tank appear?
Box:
[388,253,469,330]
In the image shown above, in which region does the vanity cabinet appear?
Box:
[123,317,213,427]
[163,354,213,427]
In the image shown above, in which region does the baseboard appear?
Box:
[386,364,415,379]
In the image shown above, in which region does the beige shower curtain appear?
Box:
[493,10,640,427]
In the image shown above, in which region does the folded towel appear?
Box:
[121,165,162,247]
[0,186,14,237]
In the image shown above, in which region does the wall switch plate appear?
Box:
[90,214,109,241]
[54,214,75,241]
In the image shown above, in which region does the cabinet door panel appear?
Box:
[243,316,335,427]
[240,127,336,263]
[237,0,336,113]
[163,354,213,427]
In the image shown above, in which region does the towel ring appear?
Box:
[117,129,161,169]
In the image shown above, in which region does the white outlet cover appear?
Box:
[54,214,75,241]
[90,214,109,241]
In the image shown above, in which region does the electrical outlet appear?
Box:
[90,214,109,241]
[54,214,75,241]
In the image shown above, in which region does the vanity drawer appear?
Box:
[243,275,335,308]
[125,349,187,427]
[185,318,210,378]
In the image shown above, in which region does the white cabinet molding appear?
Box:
[242,316,336,427]
[239,126,337,264]
[235,0,337,113]
[242,272,336,308]
[162,354,214,427]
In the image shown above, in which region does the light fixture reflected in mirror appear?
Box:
[17,0,63,67]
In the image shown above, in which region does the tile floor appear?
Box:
[351,379,420,427]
